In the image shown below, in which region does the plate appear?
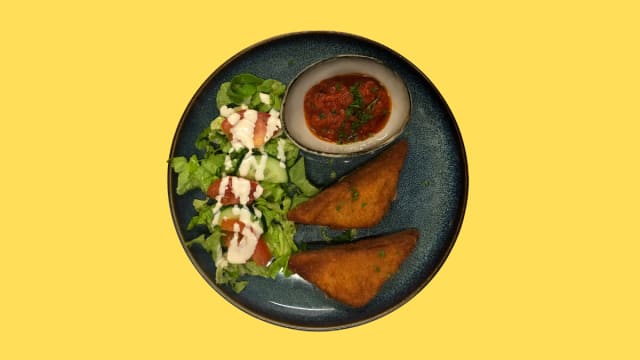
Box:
[168,31,468,330]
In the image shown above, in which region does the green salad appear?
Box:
[170,73,319,292]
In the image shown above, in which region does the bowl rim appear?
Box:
[281,54,413,158]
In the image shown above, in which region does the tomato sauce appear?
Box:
[303,74,391,144]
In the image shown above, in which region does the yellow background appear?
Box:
[1,1,638,358]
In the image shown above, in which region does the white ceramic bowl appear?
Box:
[282,55,411,157]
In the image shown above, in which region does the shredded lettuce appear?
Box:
[186,198,214,231]
[186,231,223,259]
[263,137,299,168]
[289,157,320,197]
[215,82,233,109]
[172,73,320,293]
[170,155,221,195]
[216,73,286,111]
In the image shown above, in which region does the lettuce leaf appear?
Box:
[263,137,299,168]
[288,157,320,197]
[263,220,297,257]
[216,82,233,109]
[185,231,257,293]
[170,155,214,195]
[215,74,286,112]
[186,198,214,231]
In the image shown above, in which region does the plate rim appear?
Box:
[167,30,469,331]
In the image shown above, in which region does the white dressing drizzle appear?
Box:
[253,185,264,200]
[224,155,233,173]
[238,152,269,181]
[211,201,223,231]
[230,113,256,150]
[220,105,235,118]
[210,176,230,226]
[226,206,264,264]
[276,138,286,168]
[227,112,241,126]
[265,109,281,144]
[221,106,280,150]
[230,177,253,205]
[255,154,268,180]
[259,92,271,105]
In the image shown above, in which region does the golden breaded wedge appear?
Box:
[288,229,419,307]
[287,140,408,228]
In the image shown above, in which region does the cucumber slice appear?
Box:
[238,154,288,183]
[215,206,239,225]
[210,205,238,229]
[212,205,262,227]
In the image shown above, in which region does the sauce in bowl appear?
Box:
[304,74,391,144]
[282,55,411,157]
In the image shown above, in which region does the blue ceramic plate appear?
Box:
[168,31,468,330]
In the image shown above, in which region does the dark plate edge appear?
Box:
[166,30,469,331]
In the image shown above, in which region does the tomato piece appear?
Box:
[221,118,233,137]
[207,176,261,205]
[220,218,245,233]
[251,238,272,266]
[221,230,272,267]
[221,231,233,248]
[207,178,235,204]
[220,110,273,147]
[252,112,270,148]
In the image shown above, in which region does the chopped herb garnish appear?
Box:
[320,227,331,241]
[378,250,385,258]
[374,266,381,273]
[328,159,337,179]
[350,186,359,201]
[321,228,357,243]
[337,121,347,144]
[346,84,364,120]
[366,97,380,111]
[342,83,380,140]
[423,180,430,187]
[361,201,367,208]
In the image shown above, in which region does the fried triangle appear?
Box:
[287,140,408,229]
[288,229,419,307]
